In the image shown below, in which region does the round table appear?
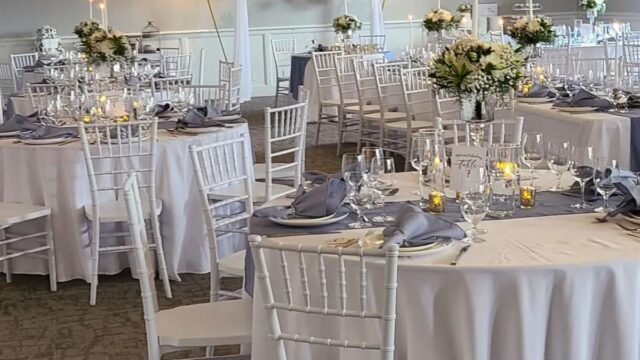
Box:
[0,123,252,282]
[250,171,640,360]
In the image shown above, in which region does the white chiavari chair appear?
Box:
[435,116,524,147]
[219,60,242,113]
[333,53,364,156]
[179,83,226,109]
[123,173,251,360]
[158,47,180,58]
[359,34,386,51]
[573,57,611,86]
[488,31,504,44]
[254,87,310,181]
[353,58,385,152]
[271,38,296,106]
[26,82,77,116]
[622,34,640,89]
[162,54,192,77]
[79,119,171,306]
[0,202,56,291]
[434,89,461,121]
[0,63,15,96]
[384,67,439,168]
[189,135,255,303]
[150,75,192,103]
[311,51,353,148]
[10,52,38,92]
[249,235,400,360]
[362,62,409,148]
[541,47,578,78]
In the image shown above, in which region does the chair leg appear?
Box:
[314,107,322,147]
[45,215,57,292]
[89,221,100,306]
[1,228,10,284]
[274,81,280,107]
[356,118,364,154]
[150,212,172,299]
[336,108,345,157]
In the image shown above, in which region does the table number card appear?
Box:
[450,145,487,192]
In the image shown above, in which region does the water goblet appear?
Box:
[593,158,619,213]
[569,146,595,209]
[547,140,572,191]
[521,132,544,186]
[460,167,489,243]
[370,157,397,223]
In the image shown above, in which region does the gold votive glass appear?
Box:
[428,191,445,214]
[519,186,536,209]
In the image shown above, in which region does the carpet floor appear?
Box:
[0,95,361,359]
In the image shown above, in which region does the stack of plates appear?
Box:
[269,213,348,227]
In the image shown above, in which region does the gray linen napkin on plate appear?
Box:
[627,94,640,108]
[517,84,557,98]
[381,204,466,250]
[0,114,41,133]
[154,103,174,117]
[303,170,343,185]
[177,106,223,128]
[607,169,640,217]
[254,178,348,219]
[19,126,77,140]
[554,89,612,110]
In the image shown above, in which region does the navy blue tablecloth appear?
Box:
[289,54,312,100]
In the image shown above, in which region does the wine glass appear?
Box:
[460,167,489,243]
[342,154,370,228]
[521,132,544,187]
[361,147,384,174]
[593,158,619,213]
[547,140,572,191]
[369,157,397,223]
[569,146,595,209]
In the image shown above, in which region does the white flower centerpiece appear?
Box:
[579,0,607,26]
[428,36,524,146]
[508,16,556,63]
[332,14,362,45]
[423,9,462,50]
[74,21,133,77]
[457,3,473,28]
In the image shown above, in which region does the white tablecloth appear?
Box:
[0,124,252,282]
[516,102,631,167]
[251,171,640,360]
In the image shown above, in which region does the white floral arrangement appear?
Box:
[457,3,472,14]
[74,21,133,66]
[508,16,556,47]
[579,0,607,13]
[332,15,363,34]
[427,35,524,100]
[423,9,462,33]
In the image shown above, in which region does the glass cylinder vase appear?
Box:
[460,95,497,147]
[487,144,520,218]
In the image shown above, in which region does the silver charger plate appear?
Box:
[21,137,71,145]
[555,106,599,113]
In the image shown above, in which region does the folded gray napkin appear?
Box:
[254,178,348,219]
[517,83,557,98]
[381,204,466,250]
[554,89,612,110]
[154,103,174,117]
[303,170,343,185]
[627,94,640,108]
[19,126,77,140]
[564,167,601,202]
[607,169,640,218]
[177,106,223,128]
[0,114,41,133]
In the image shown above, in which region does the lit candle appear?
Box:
[99,2,106,28]
[104,0,109,29]
[408,15,414,49]
[428,191,445,213]
[499,17,504,36]
[89,0,94,20]
[344,0,348,14]
[472,0,479,36]
[520,186,536,208]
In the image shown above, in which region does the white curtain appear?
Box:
[234,0,252,101]
[370,0,385,36]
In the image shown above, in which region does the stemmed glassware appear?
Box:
[361,147,384,175]
[521,132,544,186]
[342,153,371,229]
[593,158,619,213]
[369,157,397,222]
[547,140,572,191]
[460,167,489,243]
[569,146,595,209]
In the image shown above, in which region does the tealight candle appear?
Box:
[428,191,445,214]
[82,114,92,124]
[520,186,536,208]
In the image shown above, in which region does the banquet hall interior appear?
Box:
[1,0,640,359]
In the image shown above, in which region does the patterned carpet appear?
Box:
[0,95,357,359]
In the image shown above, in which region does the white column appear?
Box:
[234,0,252,101]
[472,0,479,36]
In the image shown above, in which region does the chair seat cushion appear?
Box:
[344,104,381,114]
[219,250,246,277]
[84,199,162,222]
[208,181,296,204]
[363,112,407,121]
[321,98,359,107]
[0,202,50,227]
[156,299,252,348]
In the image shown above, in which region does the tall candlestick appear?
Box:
[89,0,94,20]
[344,0,348,14]
[437,0,441,8]
[499,17,504,36]
[528,0,534,19]
[472,0,479,36]
[104,0,109,29]
[99,2,105,28]
[410,18,414,49]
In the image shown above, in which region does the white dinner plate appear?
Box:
[21,137,72,145]
[210,114,242,121]
[0,131,23,138]
[360,230,454,256]
[269,212,349,227]
[516,97,555,104]
[621,213,640,225]
[555,106,599,113]
[180,127,222,134]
